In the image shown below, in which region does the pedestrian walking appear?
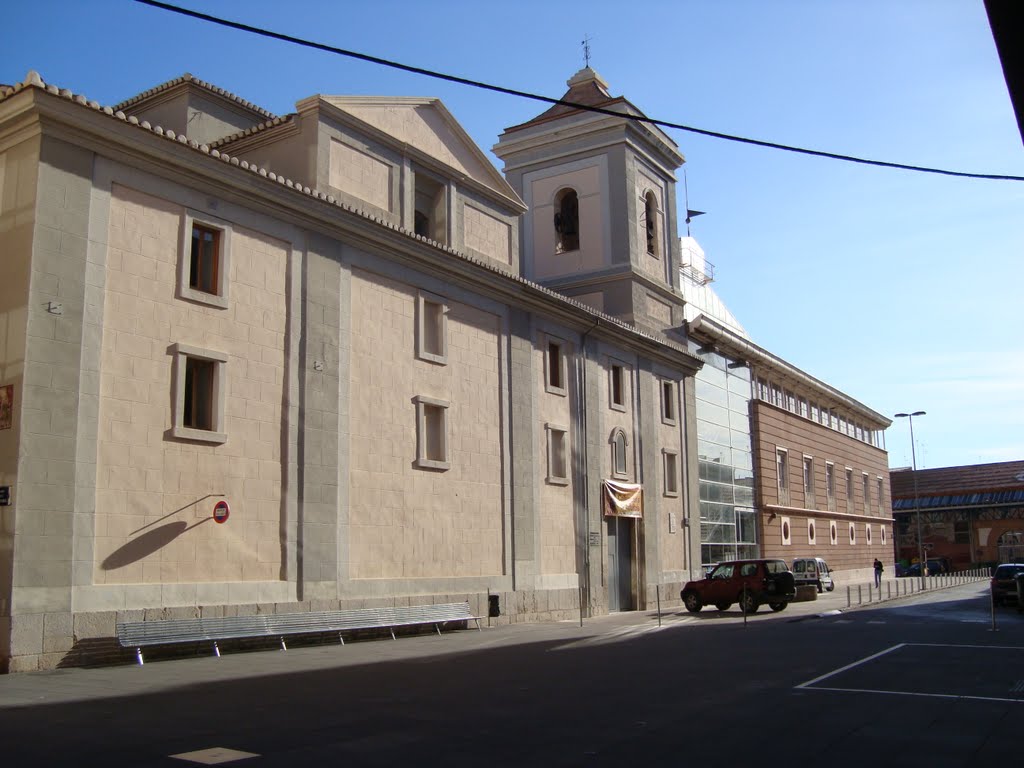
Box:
[873,558,883,588]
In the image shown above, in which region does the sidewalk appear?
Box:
[0,575,992,710]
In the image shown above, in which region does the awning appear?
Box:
[603,480,643,519]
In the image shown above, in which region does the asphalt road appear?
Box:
[1,582,1021,767]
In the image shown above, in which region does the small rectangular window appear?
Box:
[546,424,569,485]
[661,380,676,424]
[876,477,884,514]
[414,395,450,470]
[862,473,870,513]
[663,450,679,497]
[417,292,448,364]
[610,364,625,410]
[179,213,231,309]
[545,337,568,395]
[845,468,854,512]
[171,343,228,444]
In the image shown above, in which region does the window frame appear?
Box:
[544,336,569,396]
[178,211,232,309]
[416,290,449,365]
[876,476,884,515]
[554,187,580,254]
[776,448,790,506]
[845,467,854,513]
[660,379,677,426]
[780,515,792,546]
[849,522,857,545]
[807,518,817,546]
[802,455,815,508]
[825,461,836,512]
[662,449,679,497]
[171,342,228,444]
[414,395,450,471]
[643,190,660,258]
[862,472,870,513]
[610,428,629,480]
[609,362,627,412]
[545,423,570,485]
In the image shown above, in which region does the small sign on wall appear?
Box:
[0,385,12,430]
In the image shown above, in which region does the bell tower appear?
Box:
[494,68,687,335]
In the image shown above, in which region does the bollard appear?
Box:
[857,584,862,605]
[846,585,851,608]
[656,585,662,628]
[887,581,891,599]
[579,586,584,628]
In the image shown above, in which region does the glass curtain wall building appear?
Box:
[695,350,757,565]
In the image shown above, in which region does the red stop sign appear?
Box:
[213,500,230,524]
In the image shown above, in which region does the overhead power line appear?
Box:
[135,0,1024,182]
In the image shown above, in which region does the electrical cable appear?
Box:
[134,0,1024,182]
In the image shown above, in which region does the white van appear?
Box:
[792,557,834,593]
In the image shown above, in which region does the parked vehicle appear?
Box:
[680,559,796,614]
[990,563,1024,606]
[897,559,950,577]
[792,557,834,593]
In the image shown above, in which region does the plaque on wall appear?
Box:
[0,385,12,430]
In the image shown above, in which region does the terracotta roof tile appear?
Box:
[209,114,297,148]
[113,73,277,119]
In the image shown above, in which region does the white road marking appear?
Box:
[795,643,906,689]
[804,685,1024,705]
[170,747,259,764]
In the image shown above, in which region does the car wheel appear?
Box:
[715,602,731,612]
[825,582,835,592]
[738,591,758,614]
[768,602,787,612]
[682,591,702,613]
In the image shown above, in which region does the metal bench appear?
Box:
[117,602,483,665]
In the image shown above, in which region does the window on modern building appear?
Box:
[825,462,836,512]
[414,395,450,470]
[776,448,790,506]
[545,337,568,396]
[845,468,854,513]
[610,363,626,411]
[663,450,679,496]
[661,379,677,424]
[546,423,569,485]
[171,343,228,443]
[810,402,819,423]
[179,214,231,309]
[553,187,579,253]
[416,291,448,364]
[414,172,447,244]
[798,397,808,419]
[611,428,629,479]
[862,473,870,513]
[803,456,815,508]
[644,191,659,256]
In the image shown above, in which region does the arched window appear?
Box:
[644,191,658,256]
[553,188,579,253]
[610,428,628,478]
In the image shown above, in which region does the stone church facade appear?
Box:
[0,68,702,671]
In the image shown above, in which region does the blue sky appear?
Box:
[4,0,1022,470]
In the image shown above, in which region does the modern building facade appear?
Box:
[680,237,893,581]
[891,460,1024,569]
[0,69,702,672]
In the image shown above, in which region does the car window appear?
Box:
[711,565,735,580]
[995,565,1024,578]
[764,560,788,574]
[740,563,758,577]
[794,561,805,573]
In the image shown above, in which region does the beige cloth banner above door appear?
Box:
[603,479,643,519]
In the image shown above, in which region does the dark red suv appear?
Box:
[681,559,797,614]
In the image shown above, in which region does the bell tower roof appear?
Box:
[504,67,624,133]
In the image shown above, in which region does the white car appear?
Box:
[792,557,834,593]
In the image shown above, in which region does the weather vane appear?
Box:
[582,34,592,67]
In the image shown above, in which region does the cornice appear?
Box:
[764,504,894,525]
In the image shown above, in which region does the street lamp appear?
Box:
[895,411,926,589]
